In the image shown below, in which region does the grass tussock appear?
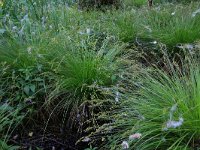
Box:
[89,49,200,150]
[1,0,200,149]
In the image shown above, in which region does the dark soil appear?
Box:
[10,122,89,150]
[9,109,90,150]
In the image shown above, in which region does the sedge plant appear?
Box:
[89,49,200,150]
[139,3,200,49]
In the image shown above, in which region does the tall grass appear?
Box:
[1,0,200,149]
[139,3,200,48]
[89,49,200,149]
[1,7,125,140]
[128,64,200,150]
[0,63,26,148]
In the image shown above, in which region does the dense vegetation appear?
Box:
[1,0,200,149]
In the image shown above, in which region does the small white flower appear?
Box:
[27,47,32,54]
[192,14,196,17]
[192,8,200,17]
[166,117,184,129]
[52,146,55,150]
[12,26,17,31]
[177,45,184,49]
[177,44,194,52]
[171,12,175,16]
[151,41,157,44]
[115,91,120,102]
[122,113,128,117]
[82,137,91,142]
[49,25,53,29]
[121,141,129,149]
[129,133,142,140]
[86,28,91,34]
[185,44,193,50]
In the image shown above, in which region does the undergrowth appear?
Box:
[88,47,200,150]
[1,0,200,149]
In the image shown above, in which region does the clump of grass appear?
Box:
[108,10,138,42]
[1,3,125,134]
[2,0,200,149]
[0,39,37,68]
[56,35,122,104]
[90,50,200,149]
[139,3,200,49]
[126,64,200,150]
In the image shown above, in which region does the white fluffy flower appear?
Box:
[166,117,184,129]
[151,41,157,44]
[129,133,142,140]
[82,137,91,142]
[121,141,129,149]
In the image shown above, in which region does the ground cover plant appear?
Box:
[1,0,200,149]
